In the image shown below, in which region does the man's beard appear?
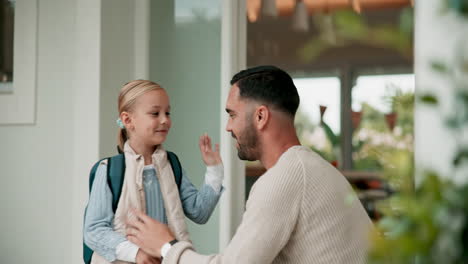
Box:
[234,120,259,161]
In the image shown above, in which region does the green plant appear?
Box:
[294,108,339,162]
[369,2,468,263]
[352,90,415,176]
[443,0,468,17]
[370,172,468,264]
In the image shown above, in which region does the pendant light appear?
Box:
[292,0,309,32]
[261,0,278,18]
[351,0,362,13]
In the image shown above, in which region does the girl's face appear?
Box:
[126,89,172,147]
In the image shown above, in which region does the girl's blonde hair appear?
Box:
[117,80,164,153]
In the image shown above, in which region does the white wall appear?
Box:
[72,0,102,262]
[0,0,80,262]
[75,0,145,262]
[0,0,228,262]
[414,0,468,182]
[0,0,140,262]
[100,0,137,157]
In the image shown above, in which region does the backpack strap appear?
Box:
[167,151,183,190]
[107,154,126,212]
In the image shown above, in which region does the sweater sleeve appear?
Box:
[179,166,224,224]
[164,164,304,264]
[83,164,128,262]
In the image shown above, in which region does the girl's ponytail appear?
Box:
[117,128,128,153]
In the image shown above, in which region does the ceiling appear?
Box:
[247,0,413,22]
[246,0,413,76]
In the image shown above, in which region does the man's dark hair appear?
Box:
[230,65,300,117]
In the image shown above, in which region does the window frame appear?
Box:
[0,0,38,125]
[245,65,414,177]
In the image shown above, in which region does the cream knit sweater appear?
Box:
[164,145,373,264]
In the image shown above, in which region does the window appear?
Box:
[294,77,341,165]
[351,73,415,187]
[0,0,38,124]
[291,73,415,176]
[0,0,14,93]
[244,0,414,219]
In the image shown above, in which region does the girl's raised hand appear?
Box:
[199,133,222,166]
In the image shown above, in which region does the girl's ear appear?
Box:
[120,111,133,131]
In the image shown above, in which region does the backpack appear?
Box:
[83,151,182,264]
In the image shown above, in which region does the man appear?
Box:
[127,66,373,263]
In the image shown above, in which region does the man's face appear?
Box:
[225,85,260,161]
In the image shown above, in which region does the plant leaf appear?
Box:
[431,61,449,73]
[419,94,438,105]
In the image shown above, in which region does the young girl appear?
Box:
[84,80,224,264]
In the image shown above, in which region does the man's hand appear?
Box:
[136,249,161,264]
[199,133,222,166]
[127,209,175,258]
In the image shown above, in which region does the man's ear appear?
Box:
[255,105,270,130]
[121,111,133,131]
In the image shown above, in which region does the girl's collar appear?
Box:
[123,141,164,160]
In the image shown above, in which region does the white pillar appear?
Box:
[134,0,150,80]
[219,0,247,249]
[414,0,468,182]
[72,0,102,262]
